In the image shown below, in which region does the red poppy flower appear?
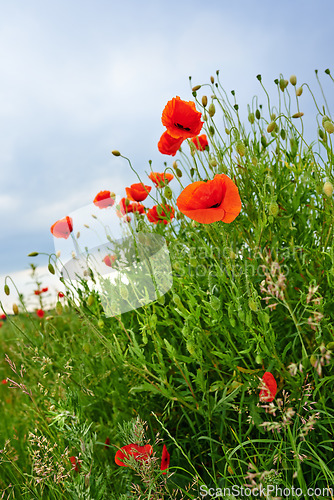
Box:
[103,255,116,267]
[149,172,174,188]
[125,183,152,202]
[50,216,73,239]
[69,456,81,472]
[161,96,203,139]
[58,292,65,298]
[36,309,45,318]
[0,314,7,320]
[259,372,277,403]
[42,287,48,293]
[160,444,170,474]
[93,190,116,209]
[119,198,145,215]
[104,437,110,449]
[147,204,175,225]
[1,379,7,384]
[34,290,42,296]
[176,174,241,224]
[191,134,209,151]
[158,131,184,156]
[115,443,153,467]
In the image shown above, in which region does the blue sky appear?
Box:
[0,0,333,279]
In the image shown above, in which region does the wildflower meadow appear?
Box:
[1,70,334,499]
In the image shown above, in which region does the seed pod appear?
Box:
[208,103,216,117]
[280,129,286,140]
[296,87,303,97]
[324,120,334,134]
[248,112,255,124]
[164,186,173,200]
[236,141,246,157]
[4,284,10,296]
[290,74,297,86]
[201,95,208,107]
[111,150,121,156]
[175,168,182,177]
[255,109,261,120]
[323,181,334,197]
[12,303,19,315]
[28,252,39,257]
[267,121,276,133]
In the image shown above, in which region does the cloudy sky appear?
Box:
[0,0,333,307]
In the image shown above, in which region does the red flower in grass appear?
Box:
[158,131,184,156]
[191,134,209,151]
[42,287,48,293]
[119,198,145,215]
[69,456,81,472]
[1,379,7,384]
[34,290,42,296]
[50,216,73,239]
[259,372,277,403]
[103,255,116,267]
[93,190,115,209]
[115,443,153,467]
[0,314,7,320]
[161,96,203,139]
[147,204,175,225]
[149,172,174,188]
[125,183,152,202]
[36,309,45,318]
[58,292,65,298]
[160,444,170,474]
[104,437,110,449]
[176,174,241,224]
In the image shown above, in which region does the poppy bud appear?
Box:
[324,121,334,134]
[201,95,208,107]
[236,141,246,157]
[157,294,165,305]
[326,341,334,350]
[173,294,182,307]
[323,181,333,197]
[248,113,255,124]
[280,129,286,140]
[48,263,55,275]
[261,135,267,148]
[256,74,262,82]
[55,301,63,315]
[255,353,263,364]
[279,79,288,91]
[252,157,258,167]
[225,128,230,135]
[255,109,261,120]
[325,68,331,75]
[12,304,19,315]
[269,202,279,217]
[210,295,220,311]
[322,115,331,127]
[270,113,276,121]
[98,319,104,329]
[248,298,257,311]
[210,159,217,168]
[164,186,173,200]
[267,122,276,133]
[290,75,297,86]
[87,294,94,306]
[292,112,304,119]
[318,128,325,140]
[175,168,182,177]
[4,284,10,296]
[210,76,214,84]
[296,87,303,97]
[192,85,201,92]
[111,150,121,156]
[172,161,178,170]
[28,252,39,257]
[120,284,128,300]
[208,103,216,118]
